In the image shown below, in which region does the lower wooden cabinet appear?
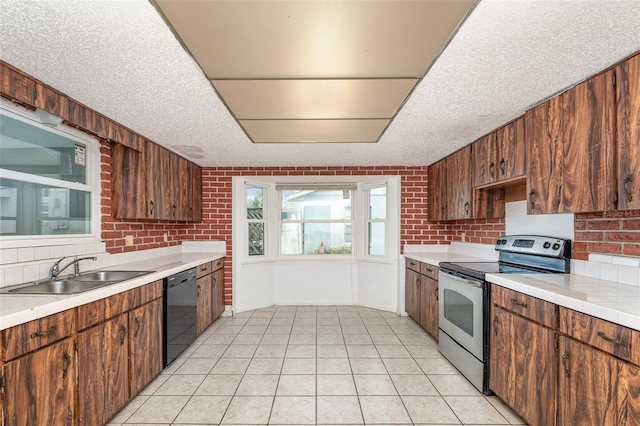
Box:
[2,337,75,426]
[212,266,225,320]
[489,304,556,426]
[197,259,226,335]
[404,261,438,340]
[197,273,214,335]
[129,298,163,396]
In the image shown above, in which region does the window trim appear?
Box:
[245,180,269,258]
[0,100,101,246]
[363,182,388,258]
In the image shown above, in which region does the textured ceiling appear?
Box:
[1,0,639,167]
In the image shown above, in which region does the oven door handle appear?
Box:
[441,271,483,287]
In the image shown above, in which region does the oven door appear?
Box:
[438,270,484,360]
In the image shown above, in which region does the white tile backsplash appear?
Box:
[17,247,35,262]
[34,246,50,260]
[573,253,640,288]
[0,249,18,265]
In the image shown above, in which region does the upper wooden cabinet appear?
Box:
[617,53,640,210]
[428,146,476,221]
[112,141,202,221]
[473,117,526,187]
[428,158,447,221]
[527,70,616,214]
[446,146,473,220]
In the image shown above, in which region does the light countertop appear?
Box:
[0,252,224,331]
[405,251,640,332]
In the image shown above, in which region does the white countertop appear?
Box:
[404,251,640,332]
[0,252,224,330]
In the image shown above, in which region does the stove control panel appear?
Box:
[495,235,571,258]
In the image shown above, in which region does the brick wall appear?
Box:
[447,218,506,245]
[573,210,640,260]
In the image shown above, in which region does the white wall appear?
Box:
[505,200,575,240]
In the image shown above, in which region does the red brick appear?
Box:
[622,219,640,230]
[623,244,640,256]
[586,220,620,231]
[587,242,622,254]
[605,232,640,243]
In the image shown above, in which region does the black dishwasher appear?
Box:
[163,267,198,367]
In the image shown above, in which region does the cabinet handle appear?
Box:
[499,158,505,175]
[510,298,528,308]
[189,206,193,218]
[202,266,208,271]
[62,351,71,379]
[464,201,470,216]
[134,317,141,337]
[562,351,570,378]
[197,284,201,296]
[623,174,633,202]
[409,262,416,267]
[149,200,154,215]
[492,316,498,335]
[172,204,176,217]
[528,189,535,210]
[597,331,630,348]
[416,278,420,288]
[489,162,495,177]
[30,325,58,339]
[426,268,433,273]
[435,287,438,300]
[119,324,127,345]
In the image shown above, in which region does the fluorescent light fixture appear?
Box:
[35,108,63,127]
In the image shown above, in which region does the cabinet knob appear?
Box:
[623,174,633,202]
[62,352,71,379]
[489,162,495,177]
[464,201,470,216]
[562,352,571,378]
[528,189,535,211]
[149,200,154,215]
[499,158,505,175]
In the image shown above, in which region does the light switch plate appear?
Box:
[125,235,134,246]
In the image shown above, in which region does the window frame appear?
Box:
[364,183,388,258]
[245,181,269,258]
[0,100,101,247]
[278,188,356,257]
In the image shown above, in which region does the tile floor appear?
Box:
[108,305,525,425]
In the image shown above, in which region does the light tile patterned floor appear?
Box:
[107,305,525,425]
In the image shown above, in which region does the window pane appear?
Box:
[0,178,91,236]
[248,222,264,256]
[281,222,352,255]
[0,114,87,184]
[281,189,351,220]
[368,222,385,256]
[369,187,386,219]
[247,187,263,219]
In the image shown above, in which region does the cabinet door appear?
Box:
[112,143,149,219]
[428,158,447,221]
[473,133,496,187]
[189,161,203,222]
[496,116,526,181]
[172,153,190,220]
[2,337,75,426]
[526,97,563,214]
[420,276,438,340]
[146,141,172,219]
[446,146,473,219]
[129,298,163,397]
[213,267,225,320]
[78,323,106,425]
[197,274,214,335]
[404,268,421,323]
[105,314,130,420]
[562,70,616,212]
[558,337,619,425]
[617,53,640,210]
[489,306,556,426]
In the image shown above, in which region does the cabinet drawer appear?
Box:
[406,259,421,273]
[559,307,639,365]
[137,280,163,306]
[2,309,75,360]
[420,263,438,280]
[213,257,224,271]
[491,285,556,328]
[77,299,106,330]
[197,261,213,278]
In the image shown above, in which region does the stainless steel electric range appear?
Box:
[438,235,571,394]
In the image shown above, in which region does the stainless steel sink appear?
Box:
[71,270,152,282]
[0,271,154,294]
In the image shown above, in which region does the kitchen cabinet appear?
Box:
[558,336,640,425]
[616,53,640,210]
[446,145,473,220]
[489,286,557,426]
[1,337,75,426]
[197,264,215,335]
[474,117,526,187]
[404,260,439,340]
[129,297,163,396]
[212,258,225,319]
[526,70,616,214]
[112,140,203,221]
[1,309,76,426]
[428,158,447,221]
[77,314,129,425]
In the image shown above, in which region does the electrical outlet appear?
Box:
[125,235,134,246]
[461,232,466,242]
[164,233,168,242]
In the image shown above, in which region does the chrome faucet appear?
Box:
[50,256,97,280]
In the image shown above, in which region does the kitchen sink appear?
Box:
[0,271,154,295]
